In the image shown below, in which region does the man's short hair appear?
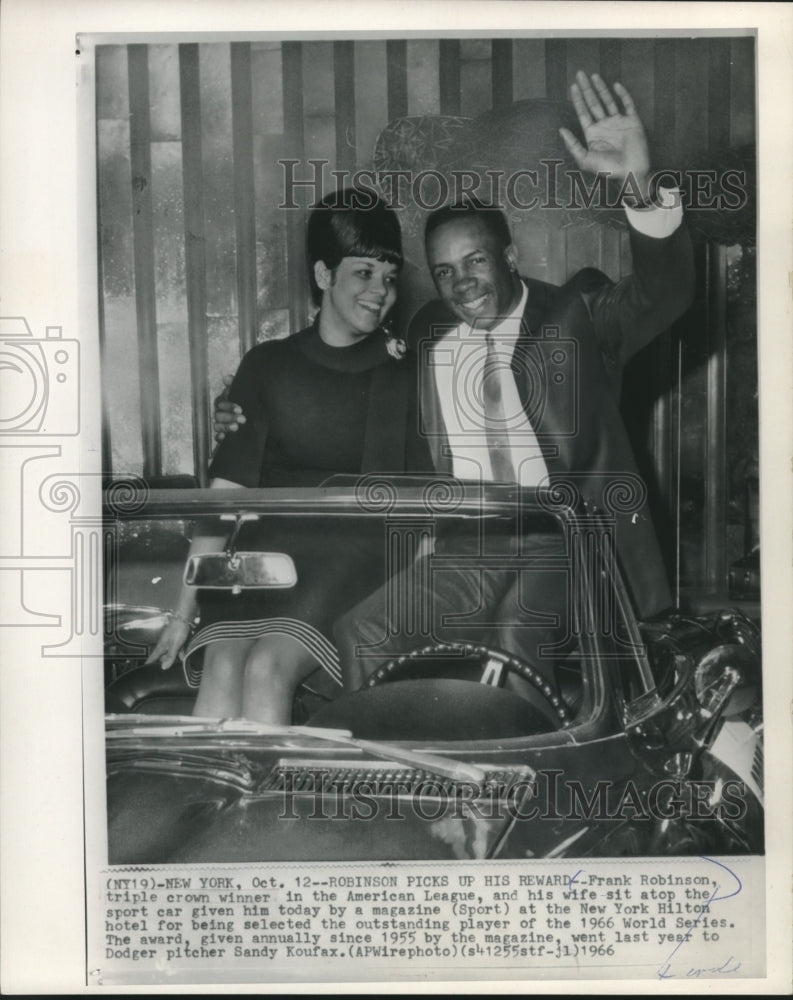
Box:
[307,187,403,270]
[424,198,512,250]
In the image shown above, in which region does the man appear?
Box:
[215,72,694,691]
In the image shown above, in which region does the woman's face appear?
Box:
[316,256,399,341]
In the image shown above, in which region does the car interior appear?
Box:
[103,495,612,741]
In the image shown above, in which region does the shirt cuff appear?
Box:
[624,187,683,239]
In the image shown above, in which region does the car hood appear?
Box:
[105,718,709,863]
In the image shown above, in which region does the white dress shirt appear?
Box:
[430,281,549,485]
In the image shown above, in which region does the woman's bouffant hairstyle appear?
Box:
[307,187,404,272]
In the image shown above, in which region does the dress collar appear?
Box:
[294,321,393,373]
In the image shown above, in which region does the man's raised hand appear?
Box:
[559,71,651,201]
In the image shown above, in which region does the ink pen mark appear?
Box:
[568,869,582,891]
[659,956,742,980]
[701,855,742,903]
[657,857,743,980]
[686,956,742,978]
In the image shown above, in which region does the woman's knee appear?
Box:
[244,637,315,692]
[194,641,251,717]
[244,645,281,689]
[201,641,249,684]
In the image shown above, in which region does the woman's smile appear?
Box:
[318,256,399,344]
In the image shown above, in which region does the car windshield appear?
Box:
[104,476,647,745]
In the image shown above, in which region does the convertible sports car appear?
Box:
[103,478,763,864]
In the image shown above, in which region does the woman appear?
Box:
[145,189,430,723]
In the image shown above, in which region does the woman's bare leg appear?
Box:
[193,638,254,718]
[242,635,319,725]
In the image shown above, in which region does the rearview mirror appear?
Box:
[184,552,297,591]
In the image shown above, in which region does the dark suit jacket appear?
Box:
[408,222,695,618]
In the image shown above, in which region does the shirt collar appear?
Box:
[499,280,529,333]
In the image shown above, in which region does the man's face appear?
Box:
[426,216,521,330]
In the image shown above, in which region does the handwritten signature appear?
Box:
[657,856,743,980]
[658,955,742,979]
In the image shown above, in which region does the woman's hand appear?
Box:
[144,616,193,671]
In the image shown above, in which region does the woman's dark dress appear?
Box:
[183,324,432,685]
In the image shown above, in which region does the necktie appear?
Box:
[482,332,516,482]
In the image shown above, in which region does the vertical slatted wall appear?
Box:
[97,35,755,587]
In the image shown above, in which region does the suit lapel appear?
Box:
[520,277,553,336]
[512,278,570,471]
